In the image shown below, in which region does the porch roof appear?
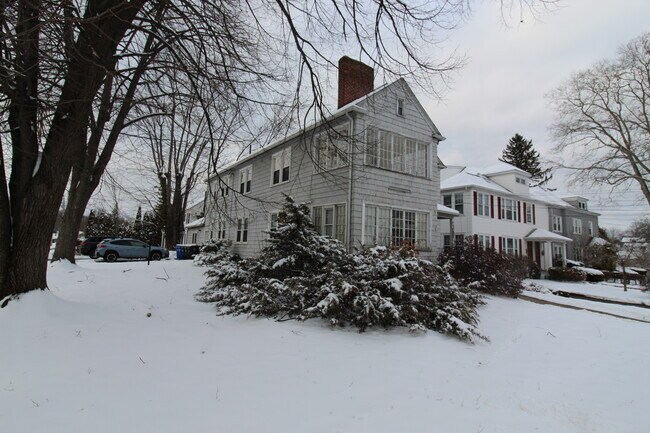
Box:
[437,203,460,218]
[525,228,573,242]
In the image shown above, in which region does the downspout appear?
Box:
[346,112,355,251]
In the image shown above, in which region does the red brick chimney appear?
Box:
[338,56,374,108]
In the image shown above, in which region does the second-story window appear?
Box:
[397,98,405,116]
[316,127,348,170]
[443,193,464,215]
[477,192,490,216]
[525,203,533,224]
[588,221,594,236]
[239,165,252,194]
[271,148,291,184]
[220,174,232,197]
[501,198,517,221]
[366,127,428,177]
[573,218,582,235]
[553,215,563,232]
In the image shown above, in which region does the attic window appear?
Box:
[397,98,405,117]
[516,177,526,185]
[579,202,587,210]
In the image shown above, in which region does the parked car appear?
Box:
[96,238,169,262]
[79,236,117,258]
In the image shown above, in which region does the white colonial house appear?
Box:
[439,162,600,270]
[198,57,449,259]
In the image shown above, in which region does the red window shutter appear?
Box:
[498,237,502,254]
[490,195,494,218]
[518,239,522,256]
[533,204,536,224]
[473,191,478,216]
[491,236,495,249]
[517,201,521,222]
[497,197,502,219]
[523,202,527,223]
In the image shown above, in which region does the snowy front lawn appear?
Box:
[1,259,649,433]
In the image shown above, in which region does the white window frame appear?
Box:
[501,237,520,255]
[397,98,405,117]
[239,165,252,195]
[316,127,349,171]
[271,147,291,185]
[363,203,429,249]
[365,127,429,178]
[588,221,594,236]
[191,232,198,244]
[477,192,490,217]
[269,212,279,232]
[312,203,347,243]
[552,215,563,232]
[216,220,227,240]
[236,217,248,243]
[477,234,491,249]
[516,177,527,185]
[573,218,582,235]
[220,174,232,197]
[501,198,517,221]
[525,203,533,224]
[579,202,587,210]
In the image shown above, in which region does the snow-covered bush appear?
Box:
[196,196,487,342]
[438,239,526,298]
[548,267,586,282]
[584,243,617,272]
[193,240,236,267]
[575,266,605,283]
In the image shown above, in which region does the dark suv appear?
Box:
[79,236,116,258]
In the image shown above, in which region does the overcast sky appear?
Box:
[422,0,649,230]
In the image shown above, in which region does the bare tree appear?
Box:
[1,0,554,300]
[549,33,650,207]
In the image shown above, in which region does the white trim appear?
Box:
[238,165,253,195]
[361,200,433,249]
[270,146,292,186]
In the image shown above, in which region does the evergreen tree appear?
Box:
[142,211,163,246]
[85,210,97,237]
[499,133,552,186]
[131,206,143,239]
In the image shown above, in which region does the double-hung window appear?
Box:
[443,193,464,215]
[317,127,348,170]
[269,213,279,232]
[552,215,563,232]
[236,218,248,243]
[312,204,346,243]
[477,234,491,249]
[271,148,291,184]
[364,204,429,249]
[220,174,232,197]
[477,193,490,217]
[501,198,516,221]
[239,166,252,194]
[217,220,227,240]
[501,237,519,255]
[573,218,582,235]
[525,203,533,224]
[397,98,405,117]
[588,221,594,236]
[365,127,428,177]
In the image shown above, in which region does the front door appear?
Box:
[526,241,542,267]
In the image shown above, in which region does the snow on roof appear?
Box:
[529,186,571,208]
[588,237,609,246]
[184,217,205,229]
[186,198,204,210]
[437,203,460,216]
[478,162,530,177]
[524,228,573,242]
[441,168,512,194]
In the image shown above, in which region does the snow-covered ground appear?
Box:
[2,259,649,433]
[527,278,650,306]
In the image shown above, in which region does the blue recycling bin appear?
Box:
[175,244,185,260]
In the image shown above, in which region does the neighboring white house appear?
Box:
[439,163,575,271]
[183,198,206,244]
[201,57,448,259]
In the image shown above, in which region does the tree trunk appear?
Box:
[51,192,87,263]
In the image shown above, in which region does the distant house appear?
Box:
[529,190,600,263]
[183,199,206,244]
[439,162,600,270]
[201,57,448,259]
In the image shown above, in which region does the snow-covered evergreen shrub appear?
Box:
[438,239,525,298]
[196,196,488,342]
[548,267,586,282]
[194,240,236,267]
